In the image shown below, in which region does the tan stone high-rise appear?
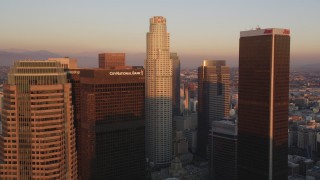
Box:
[145,16,173,167]
[0,60,77,179]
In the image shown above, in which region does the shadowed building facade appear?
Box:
[237,28,290,180]
[0,60,78,179]
[171,52,181,116]
[197,60,230,159]
[79,67,145,180]
[209,119,237,180]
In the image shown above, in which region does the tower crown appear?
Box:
[150,16,166,24]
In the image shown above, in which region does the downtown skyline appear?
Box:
[1,4,320,177]
[0,0,319,68]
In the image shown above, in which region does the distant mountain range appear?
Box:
[0,50,146,68]
[293,63,320,72]
[0,50,100,68]
[0,50,62,66]
[0,49,318,71]
[0,49,247,68]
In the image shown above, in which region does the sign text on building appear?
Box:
[109,70,144,76]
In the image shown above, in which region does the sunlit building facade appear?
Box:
[48,58,82,178]
[0,60,77,179]
[145,16,173,167]
[98,53,125,69]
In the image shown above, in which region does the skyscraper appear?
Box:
[47,58,82,178]
[145,16,173,167]
[171,52,181,116]
[98,53,125,69]
[209,119,237,180]
[237,28,290,179]
[79,67,145,179]
[197,60,230,159]
[0,60,77,179]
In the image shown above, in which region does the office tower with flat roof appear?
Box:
[145,16,173,167]
[197,60,230,159]
[171,52,181,116]
[237,28,290,179]
[209,119,237,180]
[98,53,125,69]
[48,57,78,69]
[0,60,77,179]
[79,67,145,180]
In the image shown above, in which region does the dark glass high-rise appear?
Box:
[197,60,230,159]
[78,67,145,180]
[237,28,290,180]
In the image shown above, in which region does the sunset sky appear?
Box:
[0,0,319,67]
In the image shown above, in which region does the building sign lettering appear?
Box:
[109,70,144,76]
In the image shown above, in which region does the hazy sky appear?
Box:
[0,0,319,67]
